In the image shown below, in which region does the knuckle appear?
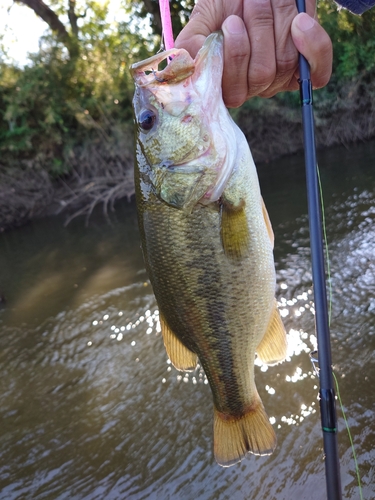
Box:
[258,88,278,98]
[248,61,276,89]
[229,48,250,65]
[312,71,332,89]
[249,15,274,30]
[223,81,248,108]
[276,51,298,76]
[225,95,246,108]
[272,0,297,18]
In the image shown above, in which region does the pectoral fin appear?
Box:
[256,300,287,365]
[220,199,250,259]
[160,314,198,371]
[262,197,274,248]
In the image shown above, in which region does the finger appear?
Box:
[243,0,276,98]
[174,2,216,58]
[270,0,299,90]
[305,0,317,19]
[291,13,332,88]
[174,29,208,61]
[222,15,251,108]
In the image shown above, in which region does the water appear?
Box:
[0,142,374,500]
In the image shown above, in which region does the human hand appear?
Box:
[174,0,332,108]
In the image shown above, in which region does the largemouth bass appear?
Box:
[131,32,287,467]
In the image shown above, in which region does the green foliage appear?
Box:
[1,0,375,179]
[318,0,375,79]
[124,0,194,41]
[0,0,154,176]
[170,0,195,38]
[234,1,375,123]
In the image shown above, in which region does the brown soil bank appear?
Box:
[1,77,374,232]
[0,124,135,232]
[237,76,375,163]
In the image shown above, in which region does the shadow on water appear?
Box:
[0,203,145,328]
[0,142,374,499]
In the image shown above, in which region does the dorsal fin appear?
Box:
[160,314,198,371]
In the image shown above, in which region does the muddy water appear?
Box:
[0,142,374,499]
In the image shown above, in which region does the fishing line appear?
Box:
[333,371,364,500]
[159,0,174,51]
[317,170,364,499]
[317,167,332,325]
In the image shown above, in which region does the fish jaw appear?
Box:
[131,32,238,211]
[130,48,195,86]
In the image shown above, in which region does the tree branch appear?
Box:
[15,0,79,58]
[15,0,70,41]
[141,0,162,36]
[68,0,79,37]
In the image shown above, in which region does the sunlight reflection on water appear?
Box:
[90,274,324,436]
[1,143,375,499]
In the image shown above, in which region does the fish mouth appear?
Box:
[131,32,224,88]
[131,49,196,87]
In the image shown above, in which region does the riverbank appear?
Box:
[0,123,135,232]
[1,75,374,232]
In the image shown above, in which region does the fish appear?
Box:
[130,31,287,467]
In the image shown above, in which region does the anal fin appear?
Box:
[160,314,198,372]
[213,397,277,467]
[256,299,287,365]
[220,199,250,259]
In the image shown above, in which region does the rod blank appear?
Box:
[295,1,342,498]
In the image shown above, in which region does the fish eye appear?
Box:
[139,109,157,131]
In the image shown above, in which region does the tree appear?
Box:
[1,0,151,166]
[13,0,195,60]
[125,0,194,39]
[14,0,84,59]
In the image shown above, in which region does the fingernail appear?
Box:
[296,13,315,32]
[223,15,245,35]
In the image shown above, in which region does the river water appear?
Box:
[0,142,374,500]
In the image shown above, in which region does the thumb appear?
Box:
[291,13,332,88]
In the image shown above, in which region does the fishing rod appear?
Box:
[295,1,342,499]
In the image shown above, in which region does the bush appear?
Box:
[0,9,152,177]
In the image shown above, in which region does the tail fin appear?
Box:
[213,399,276,467]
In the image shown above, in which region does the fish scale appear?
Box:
[131,32,288,466]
